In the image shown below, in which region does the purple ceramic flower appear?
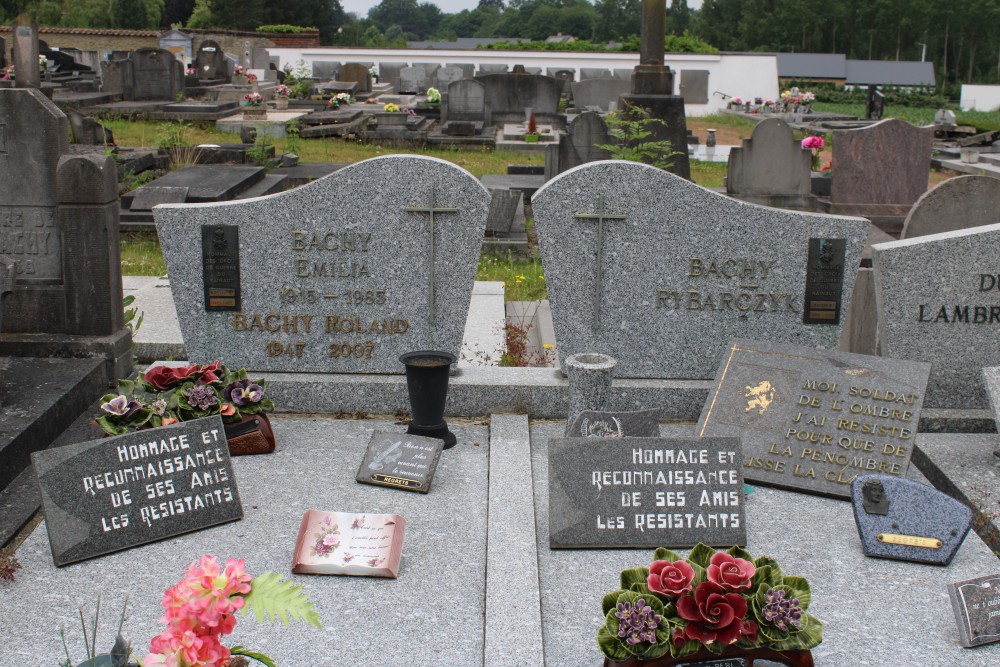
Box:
[615,598,660,646]
[226,379,264,406]
[761,588,803,632]
[184,384,218,411]
[101,395,142,419]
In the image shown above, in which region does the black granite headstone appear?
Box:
[850,474,972,565]
[564,409,661,438]
[355,431,443,493]
[32,416,243,566]
[696,339,931,499]
[948,573,1000,647]
[548,436,745,548]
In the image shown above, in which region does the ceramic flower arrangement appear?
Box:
[383,102,400,113]
[274,84,291,98]
[95,361,274,436]
[243,92,264,106]
[597,543,822,663]
[145,555,320,667]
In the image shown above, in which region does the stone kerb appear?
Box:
[154,155,490,374]
[532,160,868,380]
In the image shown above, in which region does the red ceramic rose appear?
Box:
[676,581,747,646]
[198,360,223,384]
[707,551,756,592]
[647,559,695,598]
[741,619,759,643]
[144,363,198,390]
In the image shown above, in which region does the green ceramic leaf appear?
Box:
[779,576,812,611]
[653,547,682,562]
[671,636,702,659]
[629,581,652,595]
[687,543,716,569]
[602,590,623,616]
[770,614,823,650]
[597,624,630,661]
[94,416,128,436]
[241,571,322,628]
[620,567,649,591]
[726,546,754,562]
[689,561,707,588]
[753,554,778,569]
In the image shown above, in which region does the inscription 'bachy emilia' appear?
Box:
[655,257,800,314]
[292,230,373,279]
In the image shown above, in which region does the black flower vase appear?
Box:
[400,350,457,449]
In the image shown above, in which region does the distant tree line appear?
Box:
[4,0,1000,86]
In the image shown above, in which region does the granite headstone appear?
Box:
[564,409,661,438]
[32,416,242,566]
[948,573,1000,647]
[548,436,745,548]
[194,40,227,81]
[376,61,406,90]
[984,367,1000,424]
[311,61,341,81]
[726,118,812,199]
[579,68,611,80]
[435,66,464,88]
[900,175,1000,239]
[340,63,371,93]
[850,474,972,565]
[398,66,427,94]
[154,155,490,373]
[570,78,630,111]
[831,119,932,206]
[545,111,611,178]
[872,223,1000,409]
[477,73,560,123]
[696,339,931,498]
[130,48,182,101]
[355,431,444,493]
[445,78,488,124]
[485,188,522,234]
[532,160,868,379]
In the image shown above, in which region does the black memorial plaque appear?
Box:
[948,573,1000,647]
[678,658,747,667]
[32,416,243,566]
[356,431,444,493]
[565,409,661,438]
[202,225,241,311]
[548,436,746,549]
[802,238,846,325]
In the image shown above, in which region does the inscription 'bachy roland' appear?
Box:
[655,256,801,314]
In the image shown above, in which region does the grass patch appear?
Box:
[477,251,547,301]
[691,160,728,188]
[698,112,758,133]
[811,102,1000,131]
[120,232,166,276]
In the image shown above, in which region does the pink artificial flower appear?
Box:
[647,559,695,598]
[801,136,825,151]
[706,552,756,592]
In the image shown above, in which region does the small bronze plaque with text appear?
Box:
[802,238,846,324]
[202,225,241,312]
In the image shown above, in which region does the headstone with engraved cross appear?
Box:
[155,155,490,373]
[532,160,868,379]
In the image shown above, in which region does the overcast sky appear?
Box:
[341,0,703,20]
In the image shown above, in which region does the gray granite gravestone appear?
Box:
[948,574,1000,647]
[194,39,227,81]
[726,118,812,203]
[444,78,488,124]
[901,175,1000,239]
[100,58,131,96]
[570,78,630,111]
[398,66,427,94]
[340,62,371,93]
[477,63,509,75]
[311,60,341,81]
[67,109,114,145]
[485,188,522,234]
[580,68,611,80]
[12,15,40,90]
[447,62,476,79]
[129,48,183,101]
[435,66,464,88]
[984,367,1000,422]
[696,339,931,498]
[154,155,489,373]
[850,474,972,565]
[564,409,661,438]
[355,431,444,493]
[532,160,868,379]
[477,73,560,124]
[872,223,1000,409]
[544,111,611,179]
[251,46,270,70]
[376,61,406,90]
[32,415,242,566]
[548,436,745,548]
[832,118,932,206]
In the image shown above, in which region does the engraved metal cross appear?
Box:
[574,195,626,328]
[404,186,458,325]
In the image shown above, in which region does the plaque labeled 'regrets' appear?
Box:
[355,431,443,493]
[202,225,241,311]
[802,237,846,324]
[32,416,243,566]
[548,436,746,549]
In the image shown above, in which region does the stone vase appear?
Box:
[242,105,266,118]
[565,352,616,420]
[274,96,289,110]
[400,351,457,448]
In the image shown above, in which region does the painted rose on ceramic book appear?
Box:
[292,510,405,578]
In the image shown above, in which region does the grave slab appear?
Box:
[533,160,869,379]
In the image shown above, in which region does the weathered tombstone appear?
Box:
[435,66,464,88]
[12,14,40,90]
[546,67,575,81]
[544,111,611,179]
[446,62,476,79]
[570,78,630,111]
[900,175,1000,239]
[726,117,812,206]
[355,431,444,493]
[548,436,746,548]
[155,156,489,373]
[194,39,227,82]
[412,62,439,79]
[477,63,508,75]
[398,66,427,94]
[443,78,489,125]
[851,474,972,565]
[696,339,930,498]
[948,573,1000,647]
[251,46,270,70]
[866,84,884,120]
[129,186,189,210]
[67,109,114,145]
[485,188,522,234]
[613,68,632,80]
[831,119,932,207]
[580,67,611,80]
[476,73,560,124]
[376,61,406,90]
[311,60,341,81]
[532,161,868,379]
[129,47,183,100]
[872,222,1000,409]
[100,58,132,97]
[32,416,242,566]
[340,62,371,93]
[564,409,661,438]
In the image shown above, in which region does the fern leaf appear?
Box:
[230,646,279,667]
[241,571,322,629]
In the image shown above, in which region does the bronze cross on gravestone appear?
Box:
[574,196,627,329]
[404,186,458,325]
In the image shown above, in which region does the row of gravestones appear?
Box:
[316,60,632,86]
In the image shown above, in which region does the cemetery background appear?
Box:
[2,22,1000,667]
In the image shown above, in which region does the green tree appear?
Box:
[113,0,153,28]
[668,0,690,35]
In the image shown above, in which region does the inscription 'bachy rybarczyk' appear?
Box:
[655,256,801,314]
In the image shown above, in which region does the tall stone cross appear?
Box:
[574,196,627,329]
[404,186,458,325]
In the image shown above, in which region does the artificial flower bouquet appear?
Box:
[95,361,274,436]
[273,84,291,98]
[425,87,441,104]
[327,92,353,108]
[383,102,400,113]
[243,92,264,106]
[598,543,821,664]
